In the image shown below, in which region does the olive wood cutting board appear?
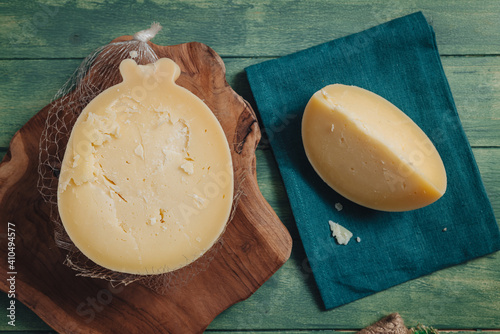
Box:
[0,36,292,333]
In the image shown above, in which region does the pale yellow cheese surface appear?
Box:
[302,84,446,212]
[57,58,234,275]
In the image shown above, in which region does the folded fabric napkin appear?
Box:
[245,12,500,309]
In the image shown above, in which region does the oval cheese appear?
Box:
[57,58,234,275]
[302,84,446,212]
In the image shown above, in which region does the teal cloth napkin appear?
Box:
[245,12,500,310]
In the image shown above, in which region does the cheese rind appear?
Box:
[57,58,234,275]
[302,84,446,212]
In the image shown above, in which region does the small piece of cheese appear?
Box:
[57,58,234,275]
[180,161,194,175]
[329,220,353,245]
[134,144,144,159]
[189,193,205,209]
[302,84,447,212]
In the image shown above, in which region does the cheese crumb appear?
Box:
[72,154,81,168]
[329,220,353,245]
[134,144,144,160]
[321,89,329,99]
[180,161,194,175]
[189,193,205,208]
[331,124,335,132]
[335,202,343,211]
[442,227,447,232]
[129,50,138,58]
[356,237,361,243]
[149,217,157,225]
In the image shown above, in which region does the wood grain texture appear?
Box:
[0,147,499,331]
[1,57,500,149]
[0,329,494,334]
[0,39,292,333]
[1,0,499,332]
[2,0,500,59]
[211,148,500,330]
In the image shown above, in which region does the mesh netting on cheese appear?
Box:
[37,23,238,292]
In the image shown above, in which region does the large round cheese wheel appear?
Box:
[58,58,234,274]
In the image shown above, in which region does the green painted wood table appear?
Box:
[1,0,499,333]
